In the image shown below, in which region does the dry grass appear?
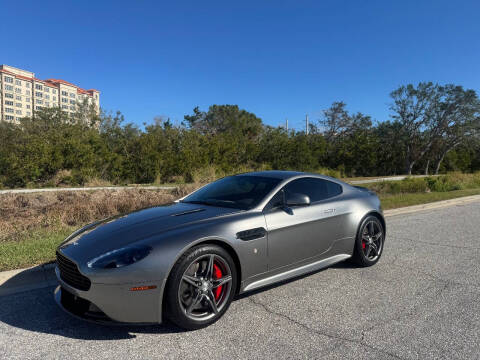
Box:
[0,184,200,243]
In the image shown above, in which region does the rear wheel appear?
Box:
[165,244,237,330]
[351,215,384,267]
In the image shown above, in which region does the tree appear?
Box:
[184,105,263,139]
[389,82,446,175]
[429,85,480,174]
[318,102,376,176]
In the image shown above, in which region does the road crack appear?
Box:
[247,297,408,360]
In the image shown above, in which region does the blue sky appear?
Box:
[3,0,480,129]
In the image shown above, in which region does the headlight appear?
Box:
[87,245,152,269]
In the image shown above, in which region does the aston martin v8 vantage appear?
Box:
[55,171,385,329]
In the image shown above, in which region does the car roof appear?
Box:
[235,170,304,179]
[235,170,351,187]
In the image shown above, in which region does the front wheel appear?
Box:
[165,244,237,330]
[351,215,385,267]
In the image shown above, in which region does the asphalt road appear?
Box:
[1,202,479,360]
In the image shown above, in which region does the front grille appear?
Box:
[56,251,91,291]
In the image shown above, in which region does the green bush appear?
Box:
[367,177,429,194]
[315,167,343,179]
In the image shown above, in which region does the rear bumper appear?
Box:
[54,266,163,324]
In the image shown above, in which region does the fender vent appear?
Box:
[236,227,267,241]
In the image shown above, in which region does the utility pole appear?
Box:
[285,118,288,132]
[305,114,309,135]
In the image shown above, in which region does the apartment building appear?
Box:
[0,65,100,123]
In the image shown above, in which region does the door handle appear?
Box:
[324,209,336,213]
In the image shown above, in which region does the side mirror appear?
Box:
[285,192,310,207]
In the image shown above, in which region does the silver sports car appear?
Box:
[55,171,385,329]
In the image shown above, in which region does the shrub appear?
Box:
[315,167,343,179]
[366,177,429,194]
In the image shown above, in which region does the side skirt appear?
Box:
[241,254,351,292]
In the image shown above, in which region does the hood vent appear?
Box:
[172,208,206,217]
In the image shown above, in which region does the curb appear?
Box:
[383,194,480,217]
[1,194,479,297]
[0,185,177,195]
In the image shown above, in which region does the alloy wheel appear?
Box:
[178,254,233,321]
[361,220,383,261]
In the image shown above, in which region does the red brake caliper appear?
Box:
[213,263,223,301]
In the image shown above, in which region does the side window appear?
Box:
[284,178,342,203]
[265,190,284,211]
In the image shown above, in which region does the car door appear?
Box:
[263,177,344,271]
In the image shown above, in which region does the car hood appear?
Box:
[58,202,242,263]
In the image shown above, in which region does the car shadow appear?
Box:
[236,259,358,299]
[1,260,360,340]
[0,277,182,340]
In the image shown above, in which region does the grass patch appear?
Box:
[0,227,74,271]
[379,188,480,210]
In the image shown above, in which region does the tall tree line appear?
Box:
[0,83,479,188]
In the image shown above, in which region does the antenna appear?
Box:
[285,118,288,132]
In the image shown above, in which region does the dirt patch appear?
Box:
[0,184,200,242]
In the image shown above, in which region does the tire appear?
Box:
[164,244,237,330]
[351,215,385,267]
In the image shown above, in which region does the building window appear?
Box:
[4,76,13,83]
[35,84,43,90]
[45,87,50,93]
[52,89,57,94]
[53,96,57,101]
[16,103,22,108]
[24,82,30,87]
[36,99,43,104]
[69,99,76,105]
[26,105,31,109]
[45,94,50,100]
[15,80,21,86]
[35,106,43,110]
[26,90,30,95]
[5,85,13,91]
[16,110,22,115]
[5,101,13,106]
[61,91,68,96]
[15,88,22,94]
[15,96,22,101]
[26,97,31,102]
[5,93,13,99]
[5,115,14,121]
[35,92,43,98]
[70,93,76,98]
[5,108,14,113]
[61,98,68,103]
[26,111,31,116]
[70,105,75,110]
[62,105,68,109]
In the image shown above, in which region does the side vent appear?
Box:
[236,227,267,241]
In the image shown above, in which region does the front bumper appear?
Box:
[54,266,163,324]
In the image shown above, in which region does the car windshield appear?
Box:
[181,175,281,210]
